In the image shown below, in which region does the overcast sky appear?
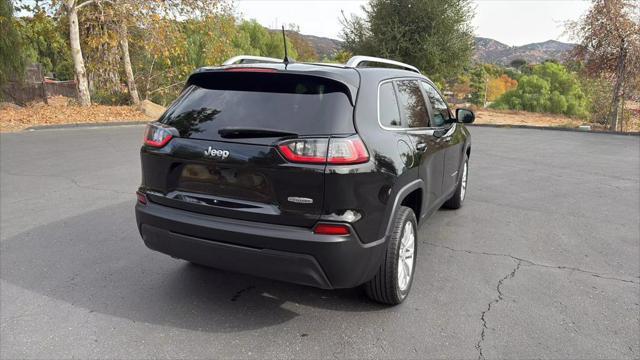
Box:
[234,0,592,46]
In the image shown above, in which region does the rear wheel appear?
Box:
[444,154,469,209]
[364,206,417,305]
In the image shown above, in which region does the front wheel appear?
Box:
[364,206,417,305]
[444,154,469,209]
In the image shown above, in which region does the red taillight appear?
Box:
[313,223,351,236]
[278,138,329,164]
[326,137,369,164]
[277,136,369,165]
[144,123,174,148]
[136,191,147,205]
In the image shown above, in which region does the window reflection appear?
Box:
[396,80,429,128]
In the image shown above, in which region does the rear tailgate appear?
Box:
[140,71,356,228]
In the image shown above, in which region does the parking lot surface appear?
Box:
[1,126,638,359]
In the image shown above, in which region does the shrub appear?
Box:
[549,91,568,114]
[491,62,590,118]
[92,90,131,106]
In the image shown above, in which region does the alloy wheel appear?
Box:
[397,221,415,292]
[460,161,468,202]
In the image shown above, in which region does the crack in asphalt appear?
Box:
[424,242,639,360]
[424,242,639,285]
[1,171,130,196]
[230,286,255,302]
[476,259,522,360]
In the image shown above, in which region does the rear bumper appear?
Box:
[135,201,386,289]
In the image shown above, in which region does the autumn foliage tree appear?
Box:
[285,24,317,61]
[53,0,98,106]
[11,1,317,107]
[570,0,640,130]
[486,74,518,102]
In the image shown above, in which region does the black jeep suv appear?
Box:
[135,55,474,304]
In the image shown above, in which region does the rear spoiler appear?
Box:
[186,67,360,106]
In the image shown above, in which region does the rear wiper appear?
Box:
[218,127,298,139]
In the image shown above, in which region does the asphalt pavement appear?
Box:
[1,125,638,359]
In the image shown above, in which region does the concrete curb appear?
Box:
[25,121,149,131]
[467,123,640,136]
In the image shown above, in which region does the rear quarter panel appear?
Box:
[323,70,421,243]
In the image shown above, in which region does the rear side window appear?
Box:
[395,80,429,128]
[159,72,354,140]
[378,82,402,128]
[421,81,451,127]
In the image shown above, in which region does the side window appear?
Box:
[395,80,429,128]
[379,82,402,128]
[421,82,450,127]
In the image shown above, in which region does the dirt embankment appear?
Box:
[0,96,152,132]
[474,109,588,128]
[473,106,639,132]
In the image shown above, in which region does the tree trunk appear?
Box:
[609,44,627,131]
[119,21,140,105]
[68,5,91,106]
[619,101,624,132]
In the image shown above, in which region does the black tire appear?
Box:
[364,206,417,305]
[443,154,469,209]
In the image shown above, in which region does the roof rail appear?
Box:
[345,56,420,74]
[223,55,282,65]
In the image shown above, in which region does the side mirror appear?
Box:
[456,108,475,124]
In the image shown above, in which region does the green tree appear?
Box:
[491,62,589,117]
[340,0,474,82]
[232,20,298,60]
[469,65,486,106]
[183,15,236,69]
[0,0,26,86]
[332,50,353,64]
[509,59,527,69]
[16,10,73,80]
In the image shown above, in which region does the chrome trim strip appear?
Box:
[376,78,447,134]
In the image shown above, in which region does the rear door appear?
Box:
[420,81,463,194]
[392,79,446,211]
[141,71,356,227]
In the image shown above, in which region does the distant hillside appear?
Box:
[473,37,576,65]
[270,30,342,59]
[289,32,576,65]
[299,34,342,60]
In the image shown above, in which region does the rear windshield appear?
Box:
[159,72,355,141]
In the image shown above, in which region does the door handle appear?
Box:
[416,142,428,152]
[433,129,447,138]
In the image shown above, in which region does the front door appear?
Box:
[420,81,463,195]
[393,79,446,213]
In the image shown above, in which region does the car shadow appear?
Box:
[0,201,387,333]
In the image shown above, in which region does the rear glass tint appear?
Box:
[378,82,402,128]
[159,72,354,140]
